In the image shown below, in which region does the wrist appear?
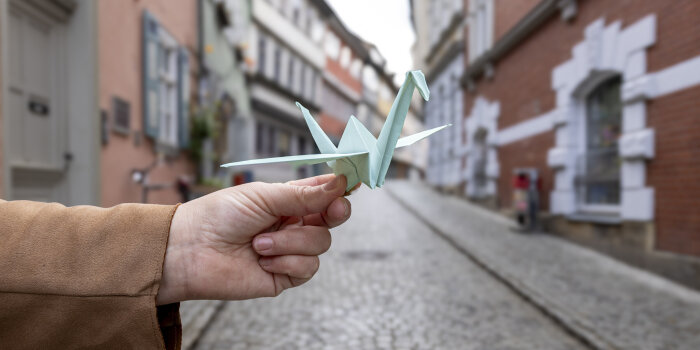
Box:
[157,203,194,305]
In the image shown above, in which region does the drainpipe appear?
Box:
[197,0,207,105]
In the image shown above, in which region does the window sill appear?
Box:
[566,213,622,225]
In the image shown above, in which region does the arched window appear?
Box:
[579,76,622,209]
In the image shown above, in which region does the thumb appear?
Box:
[256,175,347,217]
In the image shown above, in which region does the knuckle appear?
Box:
[293,186,308,206]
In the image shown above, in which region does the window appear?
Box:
[277,130,291,156]
[256,122,265,154]
[158,30,179,147]
[258,34,266,75]
[579,77,622,208]
[292,7,300,26]
[112,96,131,135]
[142,11,189,149]
[297,136,306,155]
[305,9,313,36]
[300,63,306,97]
[288,56,295,90]
[273,46,282,82]
[350,58,362,79]
[339,47,351,68]
[324,32,340,60]
[267,125,276,156]
[309,11,324,43]
[309,71,316,101]
[468,0,493,62]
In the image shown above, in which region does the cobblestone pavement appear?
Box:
[386,180,700,350]
[187,184,586,350]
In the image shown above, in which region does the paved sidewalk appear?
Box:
[180,300,225,349]
[385,180,700,350]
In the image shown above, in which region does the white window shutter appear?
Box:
[177,47,190,149]
[142,10,161,138]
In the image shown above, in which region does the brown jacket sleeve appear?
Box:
[0,200,182,349]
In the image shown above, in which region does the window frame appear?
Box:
[467,0,494,63]
[576,76,623,215]
[156,27,179,149]
[257,33,267,75]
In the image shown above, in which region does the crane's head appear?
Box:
[408,70,430,101]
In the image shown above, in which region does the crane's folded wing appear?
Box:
[220,151,370,168]
[395,124,451,149]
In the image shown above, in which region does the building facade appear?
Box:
[197,0,254,185]
[0,0,429,207]
[416,0,700,288]
[411,0,466,192]
[0,0,198,206]
[232,0,323,182]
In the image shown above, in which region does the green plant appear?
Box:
[198,177,225,189]
[188,102,219,166]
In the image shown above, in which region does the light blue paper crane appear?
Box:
[221,70,450,191]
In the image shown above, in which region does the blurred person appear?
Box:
[0,174,353,349]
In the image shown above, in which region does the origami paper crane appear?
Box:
[221,70,450,191]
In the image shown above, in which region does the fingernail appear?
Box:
[324,175,345,192]
[343,199,350,217]
[259,258,272,267]
[254,237,273,251]
[328,198,350,219]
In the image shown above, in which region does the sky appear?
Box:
[326,0,415,85]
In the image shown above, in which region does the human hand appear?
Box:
[156,175,353,305]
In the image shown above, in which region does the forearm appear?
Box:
[0,200,179,348]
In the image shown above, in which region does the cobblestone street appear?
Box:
[184,183,588,350]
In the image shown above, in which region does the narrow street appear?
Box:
[183,182,589,350]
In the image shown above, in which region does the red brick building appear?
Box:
[452,0,700,288]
